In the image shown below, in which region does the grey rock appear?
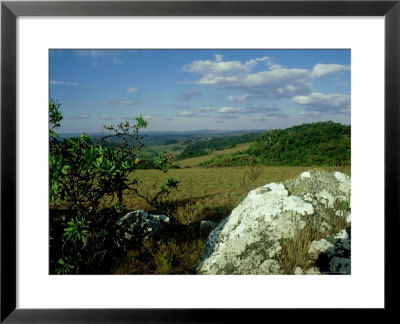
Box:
[313,228,351,274]
[308,239,335,260]
[116,210,170,242]
[197,171,351,275]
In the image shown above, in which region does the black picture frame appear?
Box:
[1,0,399,322]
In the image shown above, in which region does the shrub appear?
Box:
[49,100,178,274]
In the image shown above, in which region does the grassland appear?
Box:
[119,165,350,225]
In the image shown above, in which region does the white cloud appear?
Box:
[50,80,78,86]
[179,111,197,116]
[112,57,124,64]
[245,56,270,69]
[67,113,90,120]
[218,107,245,113]
[292,92,350,114]
[183,56,310,97]
[199,107,216,112]
[310,64,350,78]
[127,87,139,93]
[215,54,223,63]
[183,57,350,101]
[228,94,249,102]
[75,50,124,58]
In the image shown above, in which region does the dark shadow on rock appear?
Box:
[315,227,351,275]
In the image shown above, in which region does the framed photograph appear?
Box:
[1,0,398,322]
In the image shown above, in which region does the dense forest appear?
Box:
[200,122,351,167]
[176,133,260,160]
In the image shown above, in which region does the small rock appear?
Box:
[116,210,170,243]
[308,239,334,260]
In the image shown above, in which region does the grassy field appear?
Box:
[119,165,351,224]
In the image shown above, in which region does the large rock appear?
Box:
[116,210,170,242]
[196,170,351,275]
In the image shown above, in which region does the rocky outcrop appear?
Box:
[116,210,170,242]
[196,170,351,275]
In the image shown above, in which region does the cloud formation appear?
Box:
[182,55,311,97]
[67,113,90,120]
[199,107,216,112]
[310,64,350,78]
[228,94,249,102]
[183,55,350,102]
[50,80,78,86]
[179,111,197,116]
[218,107,245,113]
[292,92,350,114]
[127,87,139,93]
[75,50,124,58]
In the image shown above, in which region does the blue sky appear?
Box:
[50,49,350,133]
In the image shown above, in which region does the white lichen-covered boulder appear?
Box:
[285,171,351,208]
[116,210,170,242]
[196,170,351,275]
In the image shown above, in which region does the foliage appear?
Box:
[199,153,258,167]
[176,133,259,160]
[49,100,178,274]
[250,121,350,166]
[202,122,351,167]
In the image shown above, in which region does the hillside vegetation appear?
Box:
[201,122,350,167]
[174,143,252,168]
[176,133,259,160]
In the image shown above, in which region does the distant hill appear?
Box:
[201,121,351,167]
[176,132,261,160]
[57,130,263,150]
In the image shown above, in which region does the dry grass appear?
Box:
[112,236,206,274]
[278,213,327,274]
[278,193,351,274]
[120,166,350,224]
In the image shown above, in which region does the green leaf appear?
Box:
[61,165,70,175]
